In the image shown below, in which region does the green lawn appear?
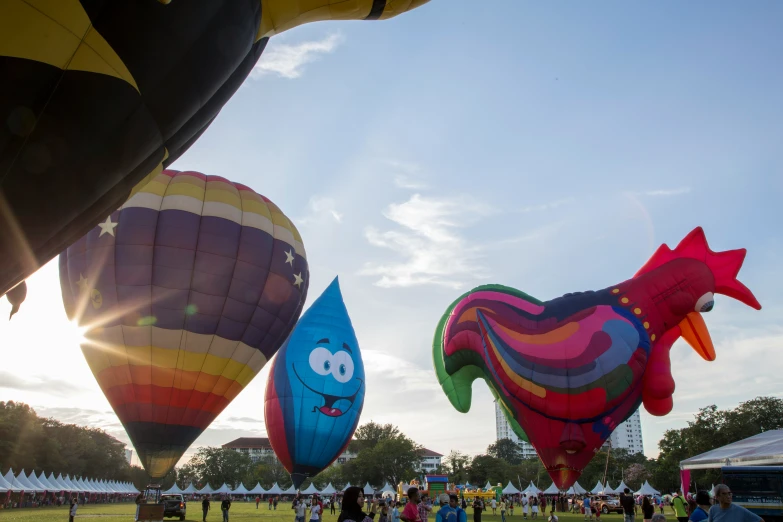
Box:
[0,503,678,522]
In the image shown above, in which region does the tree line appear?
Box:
[2,397,780,494]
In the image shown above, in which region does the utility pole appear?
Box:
[602,440,612,489]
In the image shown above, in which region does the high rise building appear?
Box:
[608,409,644,454]
[494,401,537,458]
[495,402,645,457]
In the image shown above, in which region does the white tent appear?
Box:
[364,482,375,495]
[17,469,43,492]
[232,483,250,495]
[680,429,783,469]
[182,483,198,495]
[163,483,183,494]
[542,482,560,495]
[213,483,232,494]
[301,483,320,495]
[27,470,48,492]
[265,483,283,495]
[0,473,17,492]
[321,483,338,495]
[566,482,587,495]
[591,482,605,494]
[483,481,493,491]
[635,481,660,496]
[614,481,630,494]
[197,483,215,495]
[343,483,352,492]
[35,471,56,491]
[282,484,298,495]
[602,483,616,494]
[523,482,541,495]
[503,481,521,494]
[48,473,69,492]
[61,475,78,491]
[380,483,395,497]
[248,483,266,495]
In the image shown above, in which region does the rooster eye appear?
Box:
[695,292,715,313]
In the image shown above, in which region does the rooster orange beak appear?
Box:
[678,312,715,361]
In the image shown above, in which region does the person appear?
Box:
[380,501,389,522]
[584,495,593,522]
[271,498,274,510]
[531,496,539,520]
[333,497,338,515]
[339,486,379,522]
[548,509,558,522]
[393,501,402,522]
[672,493,689,522]
[275,497,280,510]
[256,496,261,509]
[296,498,307,522]
[657,497,664,515]
[473,497,484,522]
[652,515,667,522]
[202,495,211,522]
[221,495,231,522]
[69,496,78,522]
[643,497,655,522]
[688,491,711,522]
[510,499,515,517]
[621,489,636,522]
[491,498,498,515]
[501,498,508,522]
[401,488,421,522]
[311,497,322,522]
[522,495,529,520]
[709,485,763,522]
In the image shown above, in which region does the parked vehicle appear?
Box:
[161,494,186,521]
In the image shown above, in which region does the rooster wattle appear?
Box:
[432,227,760,490]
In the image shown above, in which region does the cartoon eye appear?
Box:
[309,347,333,376]
[695,292,715,313]
[331,351,354,383]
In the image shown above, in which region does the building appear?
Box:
[607,409,644,454]
[125,449,133,465]
[418,448,443,472]
[494,401,537,458]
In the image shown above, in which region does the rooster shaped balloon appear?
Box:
[433,227,760,490]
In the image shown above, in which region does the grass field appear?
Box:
[0,502,677,522]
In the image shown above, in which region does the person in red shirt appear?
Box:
[402,489,422,522]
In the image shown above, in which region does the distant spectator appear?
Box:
[688,491,711,522]
[672,493,689,522]
[620,489,636,522]
[202,495,211,522]
[69,496,78,522]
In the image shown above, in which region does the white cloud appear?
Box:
[360,194,492,289]
[298,195,343,224]
[386,160,428,189]
[251,33,344,79]
[632,187,692,197]
[394,174,428,190]
[513,198,575,213]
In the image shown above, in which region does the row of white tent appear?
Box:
[164,481,397,497]
[0,468,139,495]
[499,480,661,497]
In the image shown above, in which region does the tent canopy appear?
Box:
[232,483,250,495]
[635,481,660,496]
[680,429,783,470]
[591,481,605,494]
[163,483,183,495]
[364,482,375,495]
[197,484,214,494]
[503,481,521,494]
[566,482,586,495]
[483,481,493,491]
[542,482,560,495]
[248,483,266,495]
[182,483,198,494]
[282,484,298,495]
[265,483,283,495]
[321,483,337,495]
[614,481,630,494]
[523,482,540,495]
[301,483,320,495]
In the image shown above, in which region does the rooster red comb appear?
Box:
[634,227,761,310]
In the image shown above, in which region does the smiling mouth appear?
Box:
[292,366,363,417]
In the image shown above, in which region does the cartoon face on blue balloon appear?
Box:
[264,277,365,487]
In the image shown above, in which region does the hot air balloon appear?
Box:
[0,0,432,301]
[433,227,760,490]
[265,277,365,488]
[59,169,309,478]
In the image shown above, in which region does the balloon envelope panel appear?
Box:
[264,277,365,487]
[59,170,308,478]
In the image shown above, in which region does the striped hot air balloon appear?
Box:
[59,169,308,479]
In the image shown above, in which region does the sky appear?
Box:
[1,1,782,469]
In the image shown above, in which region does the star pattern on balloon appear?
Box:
[98,215,118,237]
[76,273,89,294]
[293,273,304,288]
[285,250,294,265]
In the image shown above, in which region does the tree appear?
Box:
[468,455,509,486]
[345,436,421,487]
[251,455,292,488]
[353,422,403,452]
[311,463,346,489]
[487,439,524,465]
[180,447,253,489]
[444,451,471,484]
